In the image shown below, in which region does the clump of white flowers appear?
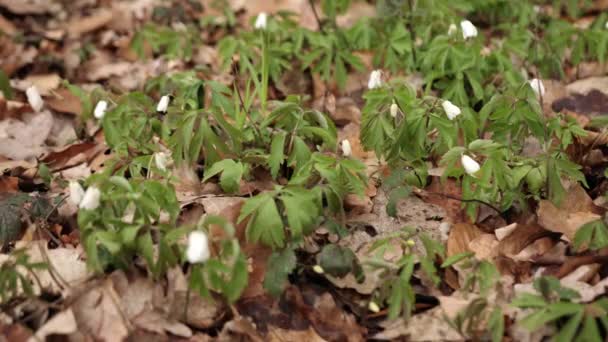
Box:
[460,20,478,40]
[156,95,170,113]
[186,231,210,264]
[254,12,267,30]
[390,102,399,118]
[341,139,352,157]
[367,70,382,89]
[79,186,101,210]
[26,85,44,112]
[94,100,108,119]
[68,181,85,206]
[461,154,481,175]
[154,151,169,171]
[442,100,461,120]
[528,78,545,97]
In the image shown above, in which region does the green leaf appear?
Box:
[203,159,244,193]
[0,70,13,99]
[441,252,474,268]
[243,194,285,248]
[269,132,286,179]
[488,307,504,342]
[318,244,357,278]
[280,187,320,237]
[263,248,296,297]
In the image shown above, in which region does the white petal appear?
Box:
[367,70,382,89]
[154,152,168,171]
[94,100,108,119]
[442,100,461,120]
[254,12,267,29]
[390,102,399,118]
[156,95,170,113]
[461,155,480,175]
[79,186,101,210]
[186,231,210,263]
[341,139,352,157]
[528,78,545,97]
[26,86,44,112]
[68,181,85,206]
[448,23,457,36]
[368,301,380,313]
[460,20,478,39]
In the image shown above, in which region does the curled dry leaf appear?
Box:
[29,309,77,342]
[446,223,484,257]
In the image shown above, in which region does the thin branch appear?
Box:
[414,188,503,216]
[308,0,325,33]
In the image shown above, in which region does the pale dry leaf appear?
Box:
[0,0,60,14]
[495,223,518,241]
[268,326,327,342]
[467,234,499,261]
[0,111,54,160]
[447,223,484,257]
[12,74,61,96]
[374,307,461,341]
[67,8,113,38]
[29,309,77,342]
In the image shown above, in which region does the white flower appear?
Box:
[447,23,457,36]
[461,155,480,175]
[186,231,210,264]
[254,12,267,29]
[460,20,478,39]
[367,70,382,89]
[605,21,608,29]
[68,181,85,206]
[442,100,461,120]
[94,100,108,119]
[312,265,324,274]
[154,152,168,171]
[528,78,545,97]
[156,95,170,113]
[79,186,101,210]
[390,102,399,118]
[26,85,43,112]
[368,301,380,313]
[341,139,352,157]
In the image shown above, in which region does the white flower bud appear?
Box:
[448,23,457,36]
[154,152,168,171]
[94,100,108,119]
[254,12,267,29]
[528,78,545,97]
[368,301,380,313]
[156,95,170,113]
[460,20,478,40]
[312,265,324,274]
[79,186,101,210]
[68,181,85,206]
[26,85,44,112]
[367,70,382,89]
[442,100,461,120]
[605,21,608,29]
[341,139,352,157]
[186,231,210,264]
[461,155,480,175]
[390,102,399,118]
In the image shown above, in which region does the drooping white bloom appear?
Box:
[442,100,461,120]
[367,70,382,89]
[26,85,43,112]
[461,155,480,175]
[528,78,545,97]
[79,186,101,210]
[460,20,478,39]
[156,95,170,113]
[94,100,108,119]
[254,12,267,30]
[68,181,85,206]
[341,139,352,157]
[447,23,457,36]
[154,151,168,171]
[368,301,380,313]
[186,231,210,264]
[390,102,399,118]
[312,265,324,274]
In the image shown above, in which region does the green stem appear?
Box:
[260,31,269,114]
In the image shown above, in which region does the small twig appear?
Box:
[308,0,325,33]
